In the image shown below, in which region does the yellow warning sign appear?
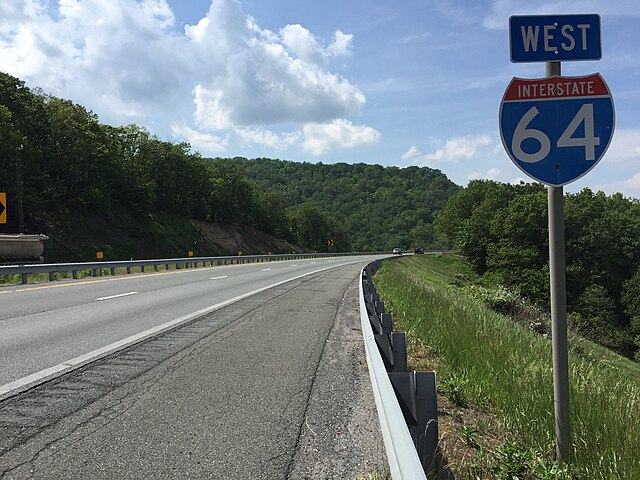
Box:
[0,192,6,224]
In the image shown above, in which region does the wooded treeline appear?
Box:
[0,72,296,238]
[239,157,460,251]
[436,180,640,361]
[0,71,458,253]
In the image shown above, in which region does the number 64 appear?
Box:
[512,104,600,163]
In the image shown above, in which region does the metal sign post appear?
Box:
[546,60,570,463]
[501,14,613,464]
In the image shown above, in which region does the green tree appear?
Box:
[288,203,344,252]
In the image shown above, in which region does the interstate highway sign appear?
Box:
[510,14,601,62]
[499,73,614,186]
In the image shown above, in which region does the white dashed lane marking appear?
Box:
[96,292,138,301]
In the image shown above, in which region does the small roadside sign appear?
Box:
[510,14,601,63]
[499,73,614,186]
[327,239,334,247]
[188,250,194,257]
[96,251,104,260]
[0,193,6,224]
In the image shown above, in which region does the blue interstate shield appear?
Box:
[499,73,614,186]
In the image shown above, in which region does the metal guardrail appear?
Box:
[360,261,438,479]
[0,252,364,285]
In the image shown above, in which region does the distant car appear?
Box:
[392,248,402,255]
[414,248,424,254]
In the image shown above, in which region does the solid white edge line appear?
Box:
[261,268,271,271]
[210,276,228,280]
[96,292,139,301]
[0,258,371,401]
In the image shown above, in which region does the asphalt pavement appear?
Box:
[0,259,386,479]
[0,256,381,387]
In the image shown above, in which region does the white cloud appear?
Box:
[401,145,419,161]
[327,30,353,57]
[467,167,501,181]
[186,1,365,130]
[402,134,493,165]
[0,0,366,156]
[0,0,187,120]
[170,123,228,153]
[185,17,210,43]
[599,129,640,165]
[302,119,381,155]
[235,128,300,151]
[280,24,325,66]
[594,171,640,198]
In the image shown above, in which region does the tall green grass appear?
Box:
[375,256,640,479]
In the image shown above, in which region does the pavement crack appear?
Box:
[284,280,347,480]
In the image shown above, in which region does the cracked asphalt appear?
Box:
[0,263,385,479]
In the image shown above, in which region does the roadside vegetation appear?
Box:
[436,179,640,363]
[374,254,640,479]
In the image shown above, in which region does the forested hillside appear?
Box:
[0,72,294,245]
[238,157,460,251]
[1,71,460,255]
[436,180,640,361]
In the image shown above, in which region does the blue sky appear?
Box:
[1,1,639,195]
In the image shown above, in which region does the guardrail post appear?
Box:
[374,300,384,314]
[49,272,55,282]
[72,270,78,280]
[391,332,407,372]
[388,371,439,476]
[374,334,394,370]
[416,371,439,476]
[154,265,158,272]
[381,312,393,333]
[92,268,98,277]
[21,273,28,285]
[111,267,116,275]
[126,266,131,274]
[141,265,145,273]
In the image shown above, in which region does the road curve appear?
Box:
[0,255,383,388]
[0,257,387,479]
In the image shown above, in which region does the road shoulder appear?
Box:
[288,277,387,479]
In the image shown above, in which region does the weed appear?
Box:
[458,425,480,449]
[439,373,469,408]
[492,441,571,480]
[449,408,462,421]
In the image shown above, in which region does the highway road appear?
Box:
[1,255,381,388]
[0,254,388,479]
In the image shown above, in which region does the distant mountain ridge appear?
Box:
[239,157,461,251]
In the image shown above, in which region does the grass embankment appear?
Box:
[374,254,640,479]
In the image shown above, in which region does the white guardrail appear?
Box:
[0,252,369,285]
[359,266,428,480]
